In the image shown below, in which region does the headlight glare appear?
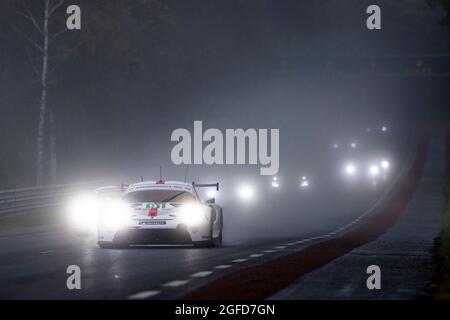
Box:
[237,184,255,201]
[369,165,380,177]
[380,160,390,170]
[66,193,99,232]
[101,199,131,230]
[178,203,207,227]
[344,163,357,176]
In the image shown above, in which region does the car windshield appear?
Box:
[124,190,196,203]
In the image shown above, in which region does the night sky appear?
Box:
[0,0,449,188]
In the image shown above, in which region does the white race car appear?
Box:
[97,180,223,248]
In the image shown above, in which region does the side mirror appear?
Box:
[206,198,215,204]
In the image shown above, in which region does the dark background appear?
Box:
[0,0,449,189]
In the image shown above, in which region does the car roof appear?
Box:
[125,180,194,194]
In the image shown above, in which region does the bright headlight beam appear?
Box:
[178,203,206,227]
[369,165,380,177]
[345,163,357,176]
[66,193,100,232]
[238,184,255,201]
[271,177,279,187]
[380,160,390,170]
[101,199,131,230]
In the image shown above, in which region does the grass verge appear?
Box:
[0,208,62,232]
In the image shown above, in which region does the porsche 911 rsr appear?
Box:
[97,180,223,248]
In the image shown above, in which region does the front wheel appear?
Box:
[212,229,222,247]
[213,213,223,247]
[194,219,222,248]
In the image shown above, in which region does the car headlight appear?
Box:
[368,165,380,177]
[66,193,100,232]
[100,199,131,230]
[178,203,208,227]
[344,163,357,176]
[237,184,255,201]
[380,160,390,170]
[271,177,279,188]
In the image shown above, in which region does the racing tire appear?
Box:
[193,210,223,248]
[212,230,222,247]
[212,213,223,247]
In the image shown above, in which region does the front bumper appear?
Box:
[112,224,193,244]
[98,219,211,244]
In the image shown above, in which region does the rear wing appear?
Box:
[95,183,129,193]
[192,182,219,191]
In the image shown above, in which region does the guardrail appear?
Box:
[0,182,101,216]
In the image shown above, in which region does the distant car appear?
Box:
[97,180,223,248]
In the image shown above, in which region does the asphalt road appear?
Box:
[0,195,382,299]
[272,128,445,299]
[0,134,413,300]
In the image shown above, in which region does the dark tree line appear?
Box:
[0,0,173,187]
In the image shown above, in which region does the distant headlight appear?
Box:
[380,160,390,170]
[237,184,255,201]
[369,165,380,177]
[178,203,208,227]
[344,163,357,176]
[66,193,100,232]
[271,176,279,188]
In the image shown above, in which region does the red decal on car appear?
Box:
[149,208,158,217]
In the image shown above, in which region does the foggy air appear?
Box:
[170,121,279,175]
[0,0,449,309]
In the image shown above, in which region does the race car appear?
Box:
[97,180,223,248]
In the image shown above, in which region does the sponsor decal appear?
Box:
[139,220,167,225]
[144,203,167,209]
[149,207,158,217]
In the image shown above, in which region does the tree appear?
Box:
[2,0,173,186]
[10,0,74,185]
[428,0,450,24]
